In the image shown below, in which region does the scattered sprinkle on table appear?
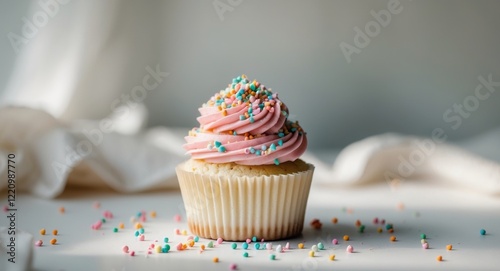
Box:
[420,233,426,239]
[329,254,336,261]
[331,217,338,224]
[50,238,57,245]
[229,263,237,270]
[35,240,43,247]
[308,250,315,257]
[390,236,397,242]
[243,252,249,258]
[332,239,339,245]
[269,254,276,260]
[212,257,219,263]
[346,245,354,253]
[446,244,452,250]
[40,228,46,235]
[422,242,429,249]
[231,243,237,249]
[480,229,486,235]
[436,255,443,262]
[298,243,304,249]
[217,237,224,244]
[343,235,350,241]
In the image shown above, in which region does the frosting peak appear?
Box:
[183,75,307,165]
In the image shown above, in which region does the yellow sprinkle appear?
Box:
[329,254,336,261]
[446,244,453,250]
[150,211,157,218]
[377,227,383,233]
[298,243,304,249]
[155,245,162,253]
[188,240,195,247]
[119,222,125,229]
[135,223,143,229]
[40,228,46,235]
[182,230,188,236]
[222,109,227,116]
[308,251,315,257]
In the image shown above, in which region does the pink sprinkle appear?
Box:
[139,215,146,222]
[266,243,272,250]
[229,263,238,270]
[174,214,182,222]
[150,243,155,249]
[148,250,152,254]
[217,237,223,244]
[176,242,183,251]
[175,228,181,235]
[34,240,43,247]
[346,245,354,253]
[187,236,194,241]
[246,239,251,244]
[103,210,114,219]
[122,245,129,253]
[138,234,145,241]
[2,205,9,213]
[332,239,339,245]
[129,251,135,256]
[93,201,100,209]
[261,239,265,242]
[422,243,429,249]
[380,219,386,225]
[285,242,290,250]
[373,217,379,224]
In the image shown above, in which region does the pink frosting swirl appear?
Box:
[183,75,307,165]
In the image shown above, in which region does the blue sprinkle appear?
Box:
[236,76,241,81]
[270,143,276,151]
[137,211,143,217]
[248,107,253,113]
[268,95,273,100]
[134,231,140,237]
[261,145,267,151]
[250,116,255,123]
[236,95,242,100]
[291,127,297,132]
[252,236,257,242]
[218,146,226,152]
[256,150,261,156]
[278,140,283,146]
[194,236,199,242]
[254,243,260,250]
[250,83,256,91]
[249,147,255,154]
[242,242,249,249]
[139,228,145,234]
[233,131,237,135]
[227,104,231,108]
[164,237,169,243]
[278,132,285,138]
[239,115,245,121]
[214,141,222,148]
[232,78,238,83]
[259,104,264,109]
[274,158,280,165]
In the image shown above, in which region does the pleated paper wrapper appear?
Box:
[176,163,314,241]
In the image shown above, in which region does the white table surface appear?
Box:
[2,179,500,271]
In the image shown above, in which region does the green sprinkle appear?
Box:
[269,254,276,260]
[274,158,280,165]
[386,224,393,230]
[139,228,145,234]
[480,229,486,235]
[231,243,237,249]
[252,236,257,242]
[134,231,140,237]
[242,243,249,249]
[249,147,255,154]
[420,233,426,239]
[250,116,255,123]
[214,141,222,148]
[359,225,365,233]
[218,146,226,152]
[101,218,106,223]
[194,236,199,242]
[164,237,169,243]
[243,252,249,258]
[278,140,283,146]
[270,143,276,151]
[208,241,214,248]
[317,242,324,250]
[240,115,245,121]
[163,244,170,252]
[113,227,118,233]
[254,243,260,250]
[278,132,285,138]
[256,150,261,156]
[248,107,253,113]
[250,83,256,91]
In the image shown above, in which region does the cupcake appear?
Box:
[176,75,314,241]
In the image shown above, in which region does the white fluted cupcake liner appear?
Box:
[176,163,314,241]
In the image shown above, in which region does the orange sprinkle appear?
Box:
[390,235,397,242]
[355,220,362,227]
[188,240,195,247]
[377,227,383,233]
[50,238,57,245]
[446,244,453,250]
[40,229,46,235]
[200,244,206,251]
[150,211,157,218]
[388,228,394,233]
[436,255,443,262]
[343,235,350,241]
[134,222,143,229]
[59,207,65,214]
[222,110,227,116]
[52,229,58,236]
[182,243,187,249]
[119,222,125,229]
[213,257,219,263]
[298,243,304,249]
[331,217,338,224]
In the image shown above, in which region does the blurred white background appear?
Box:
[1,0,500,150]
